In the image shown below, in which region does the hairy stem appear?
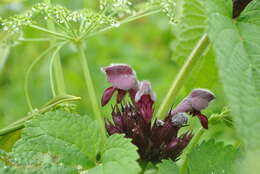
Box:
[76,43,107,141]
[156,34,210,119]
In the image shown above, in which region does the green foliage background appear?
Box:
[0,0,259,173]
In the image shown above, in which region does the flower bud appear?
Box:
[135,80,156,122]
[171,112,188,127]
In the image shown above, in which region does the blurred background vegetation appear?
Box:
[0,0,238,146]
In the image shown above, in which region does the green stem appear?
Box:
[19,38,52,42]
[49,42,68,96]
[76,43,107,141]
[24,43,61,111]
[0,95,81,136]
[29,24,72,40]
[45,0,67,96]
[156,34,210,119]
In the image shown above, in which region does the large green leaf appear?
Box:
[208,0,260,173]
[11,111,102,168]
[172,0,207,63]
[0,111,141,174]
[187,140,239,174]
[88,134,141,174]
[208,2,260,150]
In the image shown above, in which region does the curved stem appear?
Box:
[76,43,107,141]
[45,0,67,96]
[24,43,61,111]
[156,34,210,119]
[49,42,68,96]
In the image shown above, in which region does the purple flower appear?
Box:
[101,64,215,162]
[170,89,216,129]
[135,80,156,122]
[101,64,138,106]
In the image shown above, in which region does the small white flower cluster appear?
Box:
[100,0,133,17]
[31,3,49,13]
[1,2,121,37]
[31,3,120,32]
[161,0,177,24]
[1,11,32,33]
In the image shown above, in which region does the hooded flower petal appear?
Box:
[170,89,215,128]
[102,64,138,90]
[189,89,215,110]
[135,80,156,122]
[135,80,156,102]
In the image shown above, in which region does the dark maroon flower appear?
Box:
[101,64,215,162]
[135,80,156,122]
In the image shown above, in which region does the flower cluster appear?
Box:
[161,0,177,24]
[32,3,118,31]
[0,11,32,33]
[101,64,215,162]
[100,0,133,17]
[0,2,121,36]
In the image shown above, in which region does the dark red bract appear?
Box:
[101,64,215,162]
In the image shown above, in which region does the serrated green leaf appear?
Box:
[208,1,260,173]
[11,111,101,168]
[187,140,239,174]
[205,0,232,17]
[2,111,141,173]
[157,160,179,174]
[172,0,207,63]
[88,134,141,174]
[208,7,260,150]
